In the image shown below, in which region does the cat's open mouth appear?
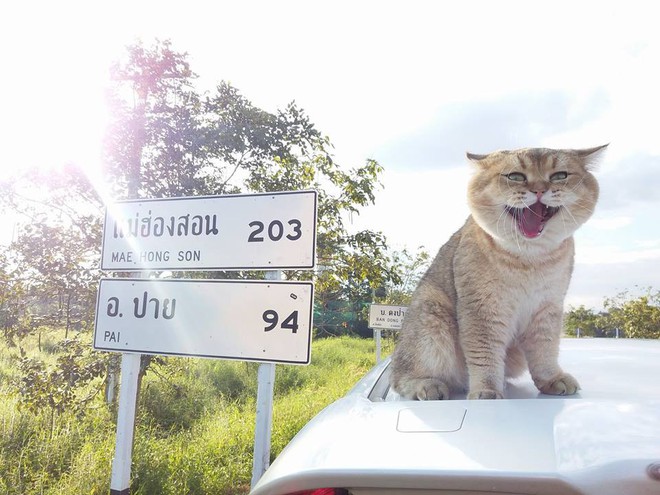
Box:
[505,202,561,239]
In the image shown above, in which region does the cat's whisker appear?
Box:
[495,206,510,238]
[514,220,522,251]
[569,198,595,208]
[569,175,587,193]
[499,192,524,243]
[562,205,581,226]
[565,201,596,215]
[559,208,570,238]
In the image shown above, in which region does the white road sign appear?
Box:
[368,304,408,330]
[94,278,313,364]
[101,190,317,271]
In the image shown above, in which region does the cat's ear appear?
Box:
[574,144,609,170]
[466,151,490,162]
[466,151,495,170]
[575,144,609,158]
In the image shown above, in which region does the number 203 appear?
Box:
[248,219,302,242]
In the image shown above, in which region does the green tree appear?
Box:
[2,39,394,321]
[0,39,400,406]
[604,289,660,339]
[314,230,400,337]
[102,41,391,288]
[313,245,429,337]
[12,220,99,337]
[564,305,601,337]
[0,247,30,344]
[0,161,104,336]
[384,246,430,305]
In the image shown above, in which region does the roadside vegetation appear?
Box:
[564,288,660,339]
[0,330,394,494]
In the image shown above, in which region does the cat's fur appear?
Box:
[390,145,606,400]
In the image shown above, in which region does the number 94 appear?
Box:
[263,310,299,333]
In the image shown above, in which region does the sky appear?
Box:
[1,0,659,310]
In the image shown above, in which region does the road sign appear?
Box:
[368,304,407,330]
[94,278,313,364]
[101,190,317,271]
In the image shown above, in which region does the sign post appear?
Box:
[368,304,408,363]
[251,267,281,487]
[252,362,276,487]
[97,191,317,494]
[110,352,140,495]
[110,269,144,495]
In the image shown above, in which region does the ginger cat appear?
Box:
[390,145,606,400]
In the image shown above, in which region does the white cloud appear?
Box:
[635,239,660,249]
[373,90,611,172]
[348,167,471,252]
[575,244,660,265]
[587,216,634,231]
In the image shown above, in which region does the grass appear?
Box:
[0,331,392,494]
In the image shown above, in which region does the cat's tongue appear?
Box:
[519,202,545,238]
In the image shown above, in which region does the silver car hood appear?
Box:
[252,339,660,494]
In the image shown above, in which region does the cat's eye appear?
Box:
[503,172,527,182]
[550,171,569,182]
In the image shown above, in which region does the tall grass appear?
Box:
[0,333,388,494]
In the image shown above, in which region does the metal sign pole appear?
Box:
[375,328,382,363]
[109,266,145,495]
[251,270,280,488]
[368,304,408,364]
[109,352,141,495]
[251,361,276,488]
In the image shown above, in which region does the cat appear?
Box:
[390,145,607,400]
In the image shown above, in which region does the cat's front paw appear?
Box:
[413,379,450,400]
[467,389,503,400]
[538,372,580,396]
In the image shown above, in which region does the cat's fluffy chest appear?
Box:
[454,217,574,337]
[510,271,569,336]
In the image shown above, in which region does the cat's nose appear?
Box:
[534,190,545,201]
